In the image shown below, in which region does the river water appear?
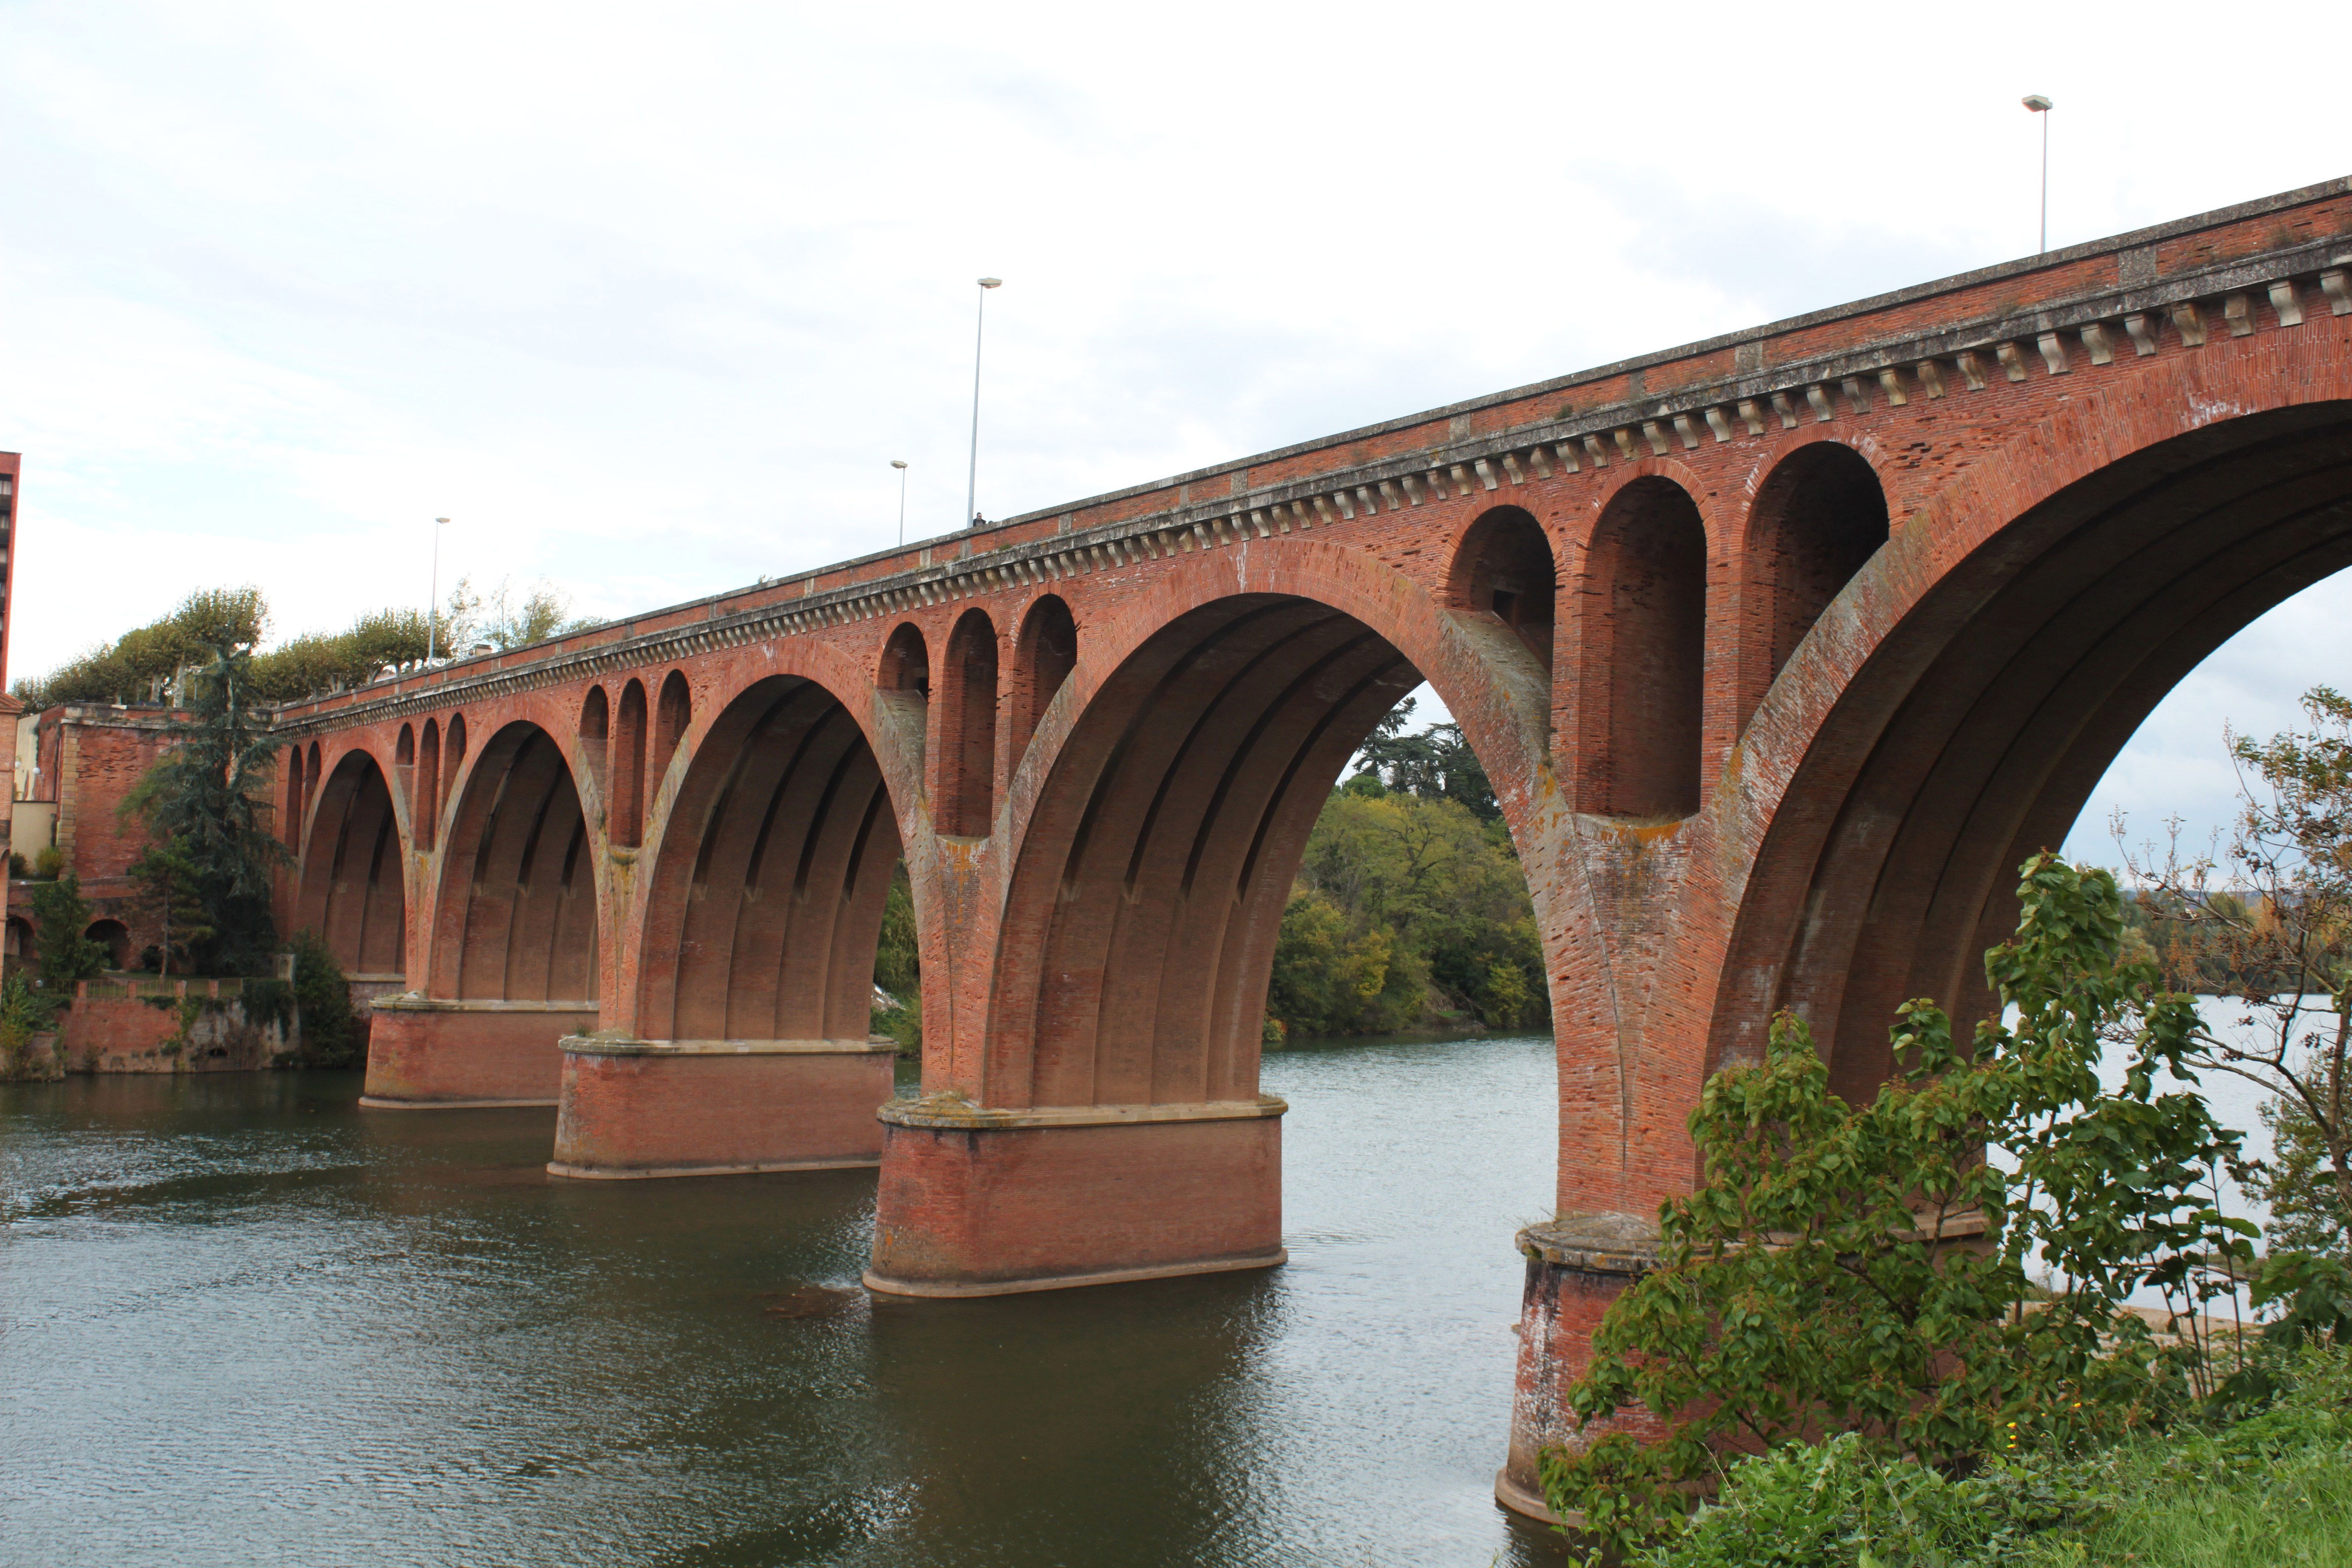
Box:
[1,1034,1570,1567]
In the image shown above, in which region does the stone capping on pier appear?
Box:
[1517,1204,1993,1277]
[268,178,2352,740]
[369,994,602,1013]
[1517,1211,1666,1277]
[876,1091,1288,1131]
[556,1034,898,1057]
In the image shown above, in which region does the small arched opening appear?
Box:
[881,622,931,696]
[85,919,130,970]
[611,680,648,848]
[579,686,610,802]
[651,671,691,802]
[1010,594,1079,763]
[1450,505,1557,667]
[1740,442,1889,729]
[415,719,441,851]
[4,915,34,966]
[446,713,468,799]
[939,611,1000,837]
[1574,478,1708,819]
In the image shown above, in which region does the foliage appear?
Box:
[33,846,62,881]
[1543,855,2253,1557]
[1626,1431,2101,1568]
[2247,1057,2352,1256]
[10,587,266,709]
[1348,695,1498,820]
[245,608,433,702]
[119,637,287,975]
[124,835,212,977]
[438,574,598,656]
[287,929,362,1068]
[28,875,108,983]
[2116,686,2352,1257]
[8,576,598,711]
[871,862,921,1054]
[1267,777,1544,1037]
[0,969,65,1080]
[1634,1344,2352,1568]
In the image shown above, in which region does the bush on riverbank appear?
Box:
[1544,855,2292,1562]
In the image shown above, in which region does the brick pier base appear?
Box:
[1496,1212,1667,1525]
[546,1036,899,1178]
[359,996,598,1108]
[863,1096,1287,1296]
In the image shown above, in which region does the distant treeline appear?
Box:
[13,580,594,710]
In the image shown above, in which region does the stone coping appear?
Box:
[1519,1206,1992,1274]
[558,1034,898,1058]
[1517,1211,1666,1275]
[877,1092,1287,1131]
[370,994,600,1014]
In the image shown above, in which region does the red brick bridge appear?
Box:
[271,178,2352,1516]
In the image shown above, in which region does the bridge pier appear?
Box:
[1495,1214,1667,1524]
[863,1096,1287,1296]
[358,996,597,1108]
[547,1035,898,1178]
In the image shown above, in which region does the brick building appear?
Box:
[9,704,186,969]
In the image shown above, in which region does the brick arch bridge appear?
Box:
[270,179,2352,1516]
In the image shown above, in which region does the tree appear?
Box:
[1267,782,1546,1037]
[12,586,267,708]
[28,875,108,984]
[125,835,212,977]
[1544,856,2252,1555]
[1349,696,1500,820]
[2117,686,2352,1251]
[119,636,287,975]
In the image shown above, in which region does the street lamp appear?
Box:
[891,459,909,546]
[967,277,1002,530]
[427,516,450,663]
[2022,95,2053,254]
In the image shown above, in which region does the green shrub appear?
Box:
[286,930,361,1068]
[0,969,64,1080]
[1545,856,2251,1556]
[29,875,107,984]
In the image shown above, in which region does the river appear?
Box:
[1,1033,1569,1567]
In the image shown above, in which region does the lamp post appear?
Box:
[967,277,1002,530]
[427,516,450,663]
[891,459,909,546]
[2022,95,2053,254]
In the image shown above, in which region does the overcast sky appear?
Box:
[2,0,2344,864]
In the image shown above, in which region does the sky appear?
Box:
[1,0,2345,864]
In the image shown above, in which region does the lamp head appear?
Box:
[978,277,1002,289]
[436,516,450,524]
[2022,95,2052,112]
[891,460,908,470]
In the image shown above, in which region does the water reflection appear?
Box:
[2,1036,1568,1567]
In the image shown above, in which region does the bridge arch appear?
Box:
[972,536,1561,1111]
[425,720,598,1004]
[628,672,905,1043]
[292,747,406,978]
[1713,374,2352,1103]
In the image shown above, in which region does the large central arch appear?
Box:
[1715,400,2352,1101]
[632,674,903,1044]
